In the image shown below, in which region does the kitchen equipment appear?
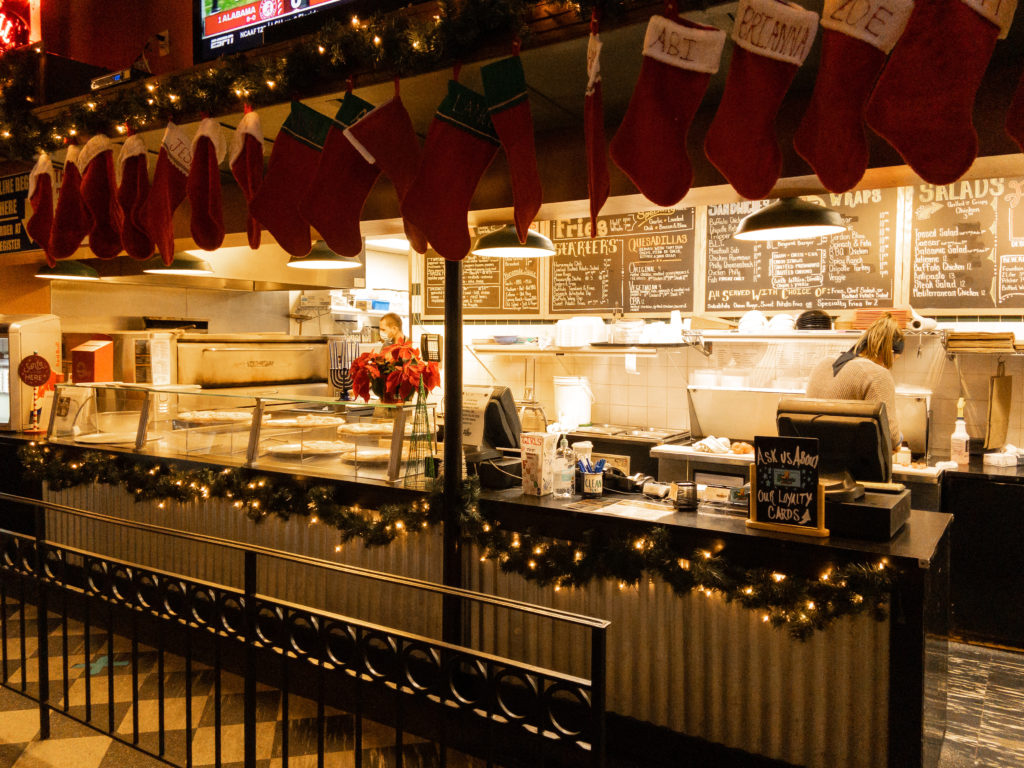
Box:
[110,331,180,385]
[175,333,328,390]
[553,376,594,428]
[0,314,62,431]
[568,425,689,477]
[675,481,698,510]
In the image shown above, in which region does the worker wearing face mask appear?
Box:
[378,312,406,347]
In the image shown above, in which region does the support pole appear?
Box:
[442,258,463,644]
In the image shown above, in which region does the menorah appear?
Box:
[328,336,359,401]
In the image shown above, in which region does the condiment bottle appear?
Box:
[950,397,970,465]
[553,435,575,498]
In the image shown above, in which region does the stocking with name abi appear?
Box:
[610,9,725,207]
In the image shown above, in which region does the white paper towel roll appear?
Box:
[909,308,937,331]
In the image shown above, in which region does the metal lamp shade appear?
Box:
[472,226,556,258]
[734,198,846,241]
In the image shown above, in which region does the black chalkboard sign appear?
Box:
[909,177,1024,309]
[706,190,897,312]
[549,209,695,314]
[423,247,541,318]
[748,435,828,538]
[0,171,34,254]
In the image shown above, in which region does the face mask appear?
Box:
[381,329,393,342]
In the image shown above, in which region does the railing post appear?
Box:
[590,626,607,768]
[243,550,257,768]
[33,506,50,739]
[442,258,464,645]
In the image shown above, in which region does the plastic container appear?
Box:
[553,435,576,498]
[895,443,912,466]
[951,397,970,465]
[582,472,603,498]
[553,377,594,428]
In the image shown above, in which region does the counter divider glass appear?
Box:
[46,383,437,486]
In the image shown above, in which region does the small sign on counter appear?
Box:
[747,435,828,538]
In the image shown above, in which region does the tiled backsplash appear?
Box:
[428,323,1024,459]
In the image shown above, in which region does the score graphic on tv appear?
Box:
[197,0,355,61]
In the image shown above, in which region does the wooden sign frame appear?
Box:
[746,437,830,538]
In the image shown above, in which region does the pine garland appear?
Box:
[0,0,655,162]
[17,441,897,639]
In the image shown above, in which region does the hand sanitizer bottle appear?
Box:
[553,435,575,498]
[950,397,970,465]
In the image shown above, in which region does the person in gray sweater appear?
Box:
[805,314,904,447]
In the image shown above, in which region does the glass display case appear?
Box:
[47,383,438,486]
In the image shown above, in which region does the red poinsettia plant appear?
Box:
[350,342,441,404]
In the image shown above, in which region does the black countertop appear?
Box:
[943,456,1024,482]
[479,487,952,568]
[1,433,952,568]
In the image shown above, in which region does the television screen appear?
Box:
[195,0,358,62]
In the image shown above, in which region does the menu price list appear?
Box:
[910,177,1024,309]
[705,190,896,312]
[423,249,540,316]
[549,210,695,314]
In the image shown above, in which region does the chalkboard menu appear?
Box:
[909,177,1024,309]
[548,209,695,314]
[705,189,897,312]
[423,249,541,317]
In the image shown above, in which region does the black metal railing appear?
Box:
[0,491,609,768]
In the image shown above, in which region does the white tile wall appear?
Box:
[425,323,1024,459]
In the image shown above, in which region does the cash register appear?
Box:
[776,398,911,540]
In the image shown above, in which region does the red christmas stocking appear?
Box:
[117,135,154,261]
[794,0,913,193]
[49,145,90,261]
[250,101,332,257]
[402,80,500,261]
[25,152,56,266]
[188,117,227,251]
[143,122,192,265]
[704,0,819,200]
[229,109,264,250]
[611,14,726,207]
[79,135,123,258]
[585,27,610,233]
[866,0,1016,185]
[345,89,427,254]
[302,92,378,257]
[481,55,543,241]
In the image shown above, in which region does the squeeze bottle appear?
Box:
[950,397,970,465]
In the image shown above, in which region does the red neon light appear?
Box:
[0,1,29,54]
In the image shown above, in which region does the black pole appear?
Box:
[442,258,463,644]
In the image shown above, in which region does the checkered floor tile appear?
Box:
[1,596,486,767]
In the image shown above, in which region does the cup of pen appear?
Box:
[579,458,604,498]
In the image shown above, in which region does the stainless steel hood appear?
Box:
[80,238,367,292]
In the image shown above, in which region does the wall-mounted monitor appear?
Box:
[194,0,362,63]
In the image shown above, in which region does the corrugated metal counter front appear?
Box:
[1,437,950,768]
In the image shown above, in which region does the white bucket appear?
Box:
[553,376,594,428]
